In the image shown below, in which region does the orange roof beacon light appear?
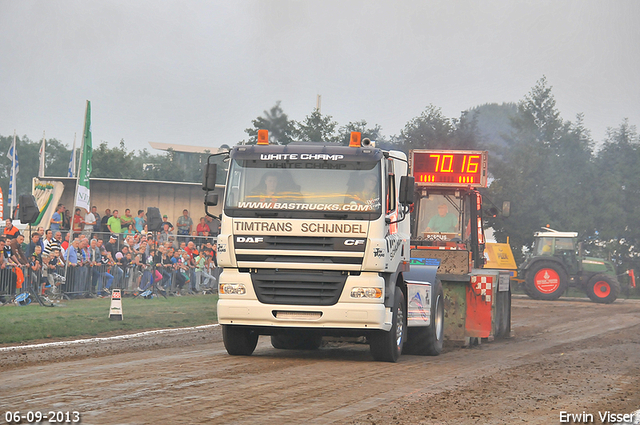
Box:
[349,131,362,148]
[257,129,269,145]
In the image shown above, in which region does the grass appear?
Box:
[0,294,218,345]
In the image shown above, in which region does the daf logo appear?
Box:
[344,239,365,246]
[236,237,264,243]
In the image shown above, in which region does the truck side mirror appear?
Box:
[502,201,511,218]
[399,176,415,205]
[202,163,217,191]
[205,193,219,207]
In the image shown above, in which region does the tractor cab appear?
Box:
[531,229,579,275]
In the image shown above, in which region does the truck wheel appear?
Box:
[271,333,323,350]
[586,274,620,304]
[524,261,568,301]
[222,325,259,356]
[370,287,406,362]
[403,279,444,356]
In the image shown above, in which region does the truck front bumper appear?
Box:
[218,300,391,331]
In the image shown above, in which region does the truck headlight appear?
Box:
[220,283,246,295]
[350,287,383,299]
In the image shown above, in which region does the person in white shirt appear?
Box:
[84,210,97,236]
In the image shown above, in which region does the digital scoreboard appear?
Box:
[410,150,488,188]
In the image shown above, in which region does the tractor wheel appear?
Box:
[369,287,406,362]
[586,274,620,304]
[403,279,444,356]
[524,261,568,301]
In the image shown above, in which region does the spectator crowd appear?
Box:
[1,204,222,303]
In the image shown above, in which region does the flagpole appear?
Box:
[11,130,17,218]
[39,131,46,178]
[71,133,77,177]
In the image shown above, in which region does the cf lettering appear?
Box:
[344,239,365,246]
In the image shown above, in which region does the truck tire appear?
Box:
[524,261,568,301]
[369,286,406,362]
[403,279,444,356]
[586,274,620,304]
[271,333,323,350]
[222,325,259,356]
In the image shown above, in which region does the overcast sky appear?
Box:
[1,0,638,152]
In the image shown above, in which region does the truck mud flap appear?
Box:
[404,263,438,328]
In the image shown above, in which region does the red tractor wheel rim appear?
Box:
[534,268,560,294]
[593,281,611,298]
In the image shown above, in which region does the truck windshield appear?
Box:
[224,158,382,219]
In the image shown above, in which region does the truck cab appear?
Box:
[203,133,416,361]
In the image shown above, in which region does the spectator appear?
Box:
[60,232,71,255]
[205,215,221,237]
[0,238,8,268]
[101,251,119,290]
[185,241,196,259]
[65,239,80,266]
[91,206,101,227]
[53,231,64,256]
[158,223,175,246]
[25,232,42,257]
[63,209,72,231]
[84,208,97,236]
[105,234,118,258]
[120,208,134,229]
[42,229,55,255]
[170,250,187,295]
[176,209,193,243]
[9,235,28,265]
[107,210,122,235]
[101,208,112,235]
[96,238,107,255]
[72,208,84,237]
[3,219,20,240]
[29,245,47,291]
[134,210,145,233]
[50,204,64,232]
[162,215,174,232]
[194,248,215,291]
[123,223,137,237]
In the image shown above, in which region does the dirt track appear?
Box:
[1,297,639,424]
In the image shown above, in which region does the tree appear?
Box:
[396,105,455,151]
[294,109,339,144]
[91,140,144,180]
[486,77,595,261]
[337,120,385,146]
[244,101,295,145]
[587,119,640,291]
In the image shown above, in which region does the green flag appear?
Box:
[75,100,92,211]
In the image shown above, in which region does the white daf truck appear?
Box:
[203,132,444,362]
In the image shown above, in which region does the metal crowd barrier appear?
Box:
[0,260,220,303]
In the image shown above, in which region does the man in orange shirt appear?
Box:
[3,219,20,240]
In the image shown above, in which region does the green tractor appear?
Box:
[520,228,627,304]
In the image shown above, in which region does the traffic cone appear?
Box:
[109,289,123,321]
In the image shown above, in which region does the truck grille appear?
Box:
[237,254,362,264]
[251,269,347,306]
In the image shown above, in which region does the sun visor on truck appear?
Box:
[230,144,384,162]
